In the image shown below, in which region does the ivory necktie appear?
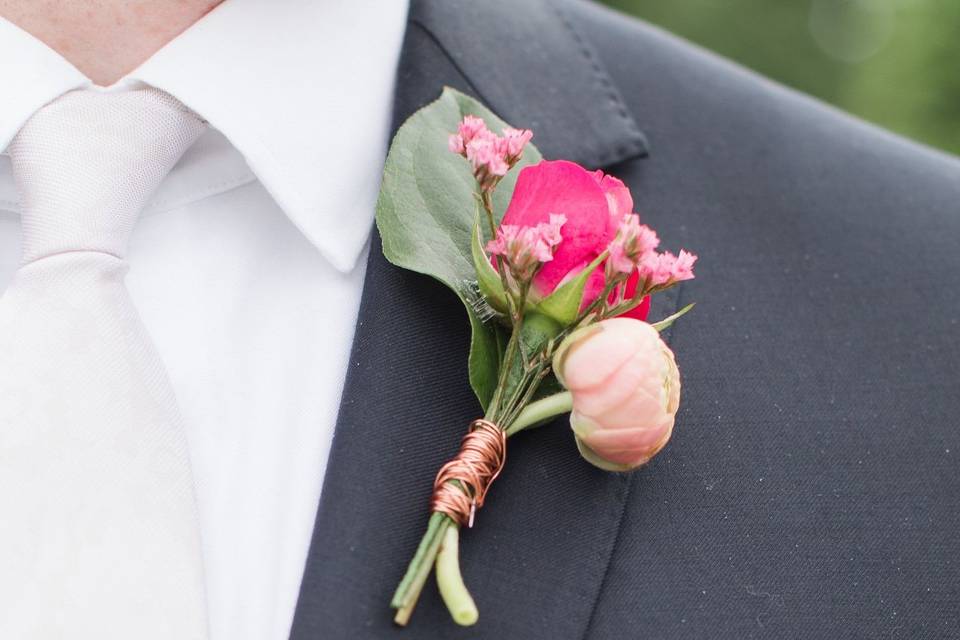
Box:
[0,89,208,639]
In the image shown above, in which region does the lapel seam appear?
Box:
[582,283,691,638]
[552,1,650,166]
[558,1,662,625]
[580,471,633,640]
[408,0,649,168]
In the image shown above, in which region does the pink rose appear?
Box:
[500,160,650,320]
[553,318,680,471]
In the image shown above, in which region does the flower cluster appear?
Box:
[448,115,533,192]
[606,215,660,276]
[490,158,697,321]
[392,112,699,630]
[486,214,565,285]
[453,136,696,469]
[606,215,697,292]
[638,248,697,287]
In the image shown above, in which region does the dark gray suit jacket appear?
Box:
[289,1,960,637]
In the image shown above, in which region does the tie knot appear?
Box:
[8,88,205,262]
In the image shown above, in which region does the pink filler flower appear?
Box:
[486,214,566,281]
[449,116,533,189]
[607,214,661,276]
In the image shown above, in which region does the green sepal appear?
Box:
[650,302,696,332]
[536,252,607,326]
[574,435,638,473]
[470,211,508,315]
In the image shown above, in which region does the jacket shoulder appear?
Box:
[565,0,960,186]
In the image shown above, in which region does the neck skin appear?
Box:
[0,0,224,86]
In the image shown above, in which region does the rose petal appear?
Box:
[503,160,612,296]
[592,170,633,229]
[572,350,668,421]
[575,383,664,427]
[577,419,673,465]
[591,386,668,429]
[560,323,646,391]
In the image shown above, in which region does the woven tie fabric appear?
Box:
[0,89,208,639]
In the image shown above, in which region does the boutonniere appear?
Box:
[376,88,697,628]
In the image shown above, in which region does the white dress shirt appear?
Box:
[0,2,409,639]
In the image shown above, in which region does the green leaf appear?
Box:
[536,251,607,325]
[375,87,543,408]
[650,302,696,332]
[519,312,563,359]
[466,310,505,410]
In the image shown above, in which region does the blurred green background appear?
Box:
[600,0,960,156]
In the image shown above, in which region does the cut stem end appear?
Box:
[436,524,479,626]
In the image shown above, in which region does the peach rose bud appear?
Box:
[553,318,681,471]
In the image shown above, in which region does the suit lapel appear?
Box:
[289,1,649,637]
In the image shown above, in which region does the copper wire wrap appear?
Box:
[430,419,507,528]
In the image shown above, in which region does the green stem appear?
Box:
[481,190,515,336]
[487,323,520,423]
[392,512,452,625]
[435,524,479,626]
[500,362,548,428]
[497,355,539,426]
[481,190,497,237]
[572,279,618,328]
[505,391,573,436]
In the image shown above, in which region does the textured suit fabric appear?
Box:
[290,1,960,638]
[575,4,960,638]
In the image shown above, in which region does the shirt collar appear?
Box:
[0,0,410,272]
[0,20,88,148]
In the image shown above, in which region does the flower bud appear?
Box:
[553,318,680,471]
